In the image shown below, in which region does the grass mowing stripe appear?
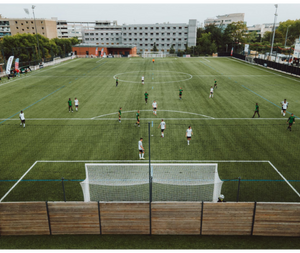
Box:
[0,85,65,125]
[241,85,299,118]
[268,161,300,198]
[0,161,38,202]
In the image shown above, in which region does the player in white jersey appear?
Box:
[152,100,157,115]
[138,138,145,159]
[209,86,214,98]
[19,111,25,128]
[185,126,193,145]
[280,99,289,117]
[141,75,145,85]
[158,119,166,138]
[74,98,79,111]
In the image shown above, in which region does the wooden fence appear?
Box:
[0,202,299,236]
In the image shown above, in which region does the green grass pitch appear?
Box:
[0,56,300,202]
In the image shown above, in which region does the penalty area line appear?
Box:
[0,161,38,202]
[268,161,300,198]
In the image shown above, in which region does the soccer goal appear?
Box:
[80,163,223,202]
[142,52,166,58]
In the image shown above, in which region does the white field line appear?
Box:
[96,58,105,63]
[200,58,210,62]
[0,161,38,202]
[92,110,213,119]
[36,160,270,163]
[0,117,289,121]
[268,161,300,198]
[229,57,300,83]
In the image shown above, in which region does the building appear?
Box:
[0,14,57,39]
[72,44,137,57]
[56,19,96,41]
[204,13,245,28]
[81,19,197,54]
[247,23,280,39]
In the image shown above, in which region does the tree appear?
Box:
[152,42,158,52]
[169,44,175,54]
[224,21,248,44]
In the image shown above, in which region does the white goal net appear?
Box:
[142,52,166,58]
[80,163,223,202]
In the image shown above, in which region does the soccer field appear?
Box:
[0,56,300,203]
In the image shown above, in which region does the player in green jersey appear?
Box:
[118,107,122,123]
[135,110,140,127]
[214,79,217,89]
[116,77,119,87]
[144,92,149,104]
[68,98,73,112]
[287,113,295,131]
[252,103,260,118]
[179,88,183,100]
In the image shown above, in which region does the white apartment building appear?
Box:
[247,23,280,38]
[204,13,245,28]
[81,19,197,54]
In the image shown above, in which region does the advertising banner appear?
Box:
[6,56,14,75]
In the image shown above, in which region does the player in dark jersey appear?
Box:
[118,107,122,123]
[252,103,260,118]
[116,77,119,87]
[68,98,73,112]
[214,79,217,89]
[179,88,183,100]
[287,113,295,131]
[144,92,149,104]
[135,110,140,127]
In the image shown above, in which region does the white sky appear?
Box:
[0,0,299,27]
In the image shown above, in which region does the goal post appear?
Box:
[80,163,223,202]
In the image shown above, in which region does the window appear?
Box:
[156,38,159,41]
[173,33,176,35]
[22,29,24,31]
[26,21,28,24]
[134,33,137,36]
[145,44,148,46]
[179,33,182,35]
[86,38,89,40]
[167,27,170,30]
[156,27,159,30]
[96,33,98,35]
[151,44,153,46]
[111,38,114,41]
[140,44,143,46]
[139,33,142,36]
[111,33,113,35]
[96,38,99,40]
[134,27,137,30]
[123,28,126,30]
[173,38,176,41]
[145,33,148,36]
[173,27,176,30]
[161,33,164,36]
[116,38,119,40]
[179,27,182,29]
[128,27,131,30]
[129,33,132,35]
[156,33,159,36]
[162,27,165,30]
[90,38,94,41]
[106,33,108,35]
[15,21,18,24]
[178,44,181,47]
[150,27,153,30]
[32,27,34,29]
[150,33,153,35]
[139,27,142,30]
[145,38,148,41]
[85,33,89,35]
[101,33,103,35]
[134,38,137,41]
[16,27,19,29]
[173,44,176,47]
[31,21,33,24]
[116,33,119,35]
[21,23,23,25]
[161,44,164,47]
[129,38,132,41]
[161,38,165,41]
[178,38,181,41]
[90,33,94,35]
[167,44,169,47]
[167,38,170,41]
[167,33,170,35]
[140,38,143,41]
[124,38,127,41]
[145,27,148,30]
[106,38,109,41]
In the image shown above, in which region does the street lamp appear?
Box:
[284,25,291,47]
[32,5,41,62]
[270,4,278,57]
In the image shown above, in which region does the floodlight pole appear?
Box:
[32,5,41,62]
[270,4,278,57]
[284,25,291,48]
